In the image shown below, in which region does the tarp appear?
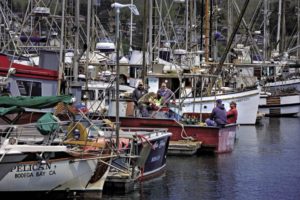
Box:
[0,95,73,109]
[0,106,24,116]
[36,112,59,135]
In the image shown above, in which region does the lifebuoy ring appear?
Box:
[67,122,88,141]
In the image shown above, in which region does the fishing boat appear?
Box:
[143,72,260,125]
[253,62,300,117]
[102,124,172,192]
[0,138,110,193]
[105,88,238,155]
[259,90,300,117]
[0,94,115,194]
[107,114,237,154]
[0,114,111,194]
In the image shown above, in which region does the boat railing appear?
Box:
[93,124,170,139]
[0,120,70,145]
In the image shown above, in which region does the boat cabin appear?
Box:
[0,53,59,97]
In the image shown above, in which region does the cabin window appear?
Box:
[183,78,192,87]
[82,90,95,100]
[17,80,42,96]
[269,67,275,76]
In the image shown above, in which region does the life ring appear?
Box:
[67,122,88,141]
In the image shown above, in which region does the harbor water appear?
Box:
[101,117,300,200]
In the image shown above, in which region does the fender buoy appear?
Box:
[118,138,130,150]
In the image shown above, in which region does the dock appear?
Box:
[168,140,202,156]
[103,172,135,194]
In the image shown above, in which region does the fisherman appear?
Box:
[156,83,175,107]
[227,101,238,124]
[132,81,149,117]
[206,99,227,127]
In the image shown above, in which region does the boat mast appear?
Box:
[148,0,153,72]
[227,0,233,44]
[276,0,282,52]
[114,5,121,146]
[199,0,204,65]
[298,0,300,59]
[280,0,286,52]
[142,0,148,84]
[185,0,189,51]
[263,0,270,61]
[73,0,79,83]
[84,0,92,92]
[204,0,210,62]
[57,0,66,95]
[130,0,134,53]
[209,0,213,60]
[112,2,139,148]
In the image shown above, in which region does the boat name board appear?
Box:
[11,163,56,179]
[152,140,166,150]
[151,140,167,162]
[234,97,250,103]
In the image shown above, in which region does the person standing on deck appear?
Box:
[156,83,175,107]
[227,101,238,124]
[132,82,149,117]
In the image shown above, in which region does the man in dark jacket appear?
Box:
[209,99,227,127]
[132,82,149,117]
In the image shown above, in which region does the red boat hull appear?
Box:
[109,117,237,153]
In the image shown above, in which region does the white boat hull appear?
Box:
[0,157,105,192]
[0,141,108,192]
[177,88,260,125]
[259,93,300,116]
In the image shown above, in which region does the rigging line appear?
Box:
[232,0,261,58]
[207,0,250,94]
